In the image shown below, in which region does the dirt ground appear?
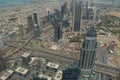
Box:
[97,35,120,67]
[109,11,120,17]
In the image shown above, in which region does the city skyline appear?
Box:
[0,0,120,80]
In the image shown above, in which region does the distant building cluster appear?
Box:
[1,0,120,80]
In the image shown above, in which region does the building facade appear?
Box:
[33,13,40,39]
[73,1,82,32]
[79,26,97,79]
[27,15,34,32]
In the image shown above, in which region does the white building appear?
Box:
[46,62,59,72]
[15,67,29,77]
[0,70,14,80]
[54,70,62,80]
[38,74,52,80]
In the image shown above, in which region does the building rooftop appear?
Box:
[47,62,59,69]
[86,26,97,37]
[0,70,14,80]
[38,74,52,80]
[62,68,79,80]
[15,67,28,75]
[54,70,62,80]
[22,53,31,58]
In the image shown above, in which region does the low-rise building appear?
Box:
[54,70,62,80]
[46,62,59,72]
[15,67,29,77]
[0,70,14,80]
[29,57,42,69]
[38,74,52,80]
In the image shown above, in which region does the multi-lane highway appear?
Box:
[4,42,120,78]
[4,36,33,59]
[96,44,107,80]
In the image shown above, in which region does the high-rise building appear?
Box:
[52,12,62,42]
[0,39,4,48]
[47,10,51,22]
[62,17,69,28]
[18,24,24,36]
[33,13,38,24]
[73,1,83,32]
[61,2,68,15]
[27,15,34,32]
[84,1,89,19]
[62,68,79,80]
[22,53,31,66]
[0,56,5,72]
[54,21,62,42]
[34,24,40,39]
[54,9,63,22]
[95,9,100,22]
[33,13,40,39]
[70,0,74,15]
[62,26,97,80]
[79,26,97,79]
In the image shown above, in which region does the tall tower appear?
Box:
[27,15,34,32]
[34,24,40,39]
[90,0,94,7]
[73,1,83,32]
[33,13,40,39]
[33,13,38,24]
[79,26,97,79]
[0,56,5,72]
[18,24,24,36]
[47,9,50,22]
[85,1,89,19]
[54,19,62,42]
[18,6,24,37]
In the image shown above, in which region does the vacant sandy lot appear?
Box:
[109,11,120,17]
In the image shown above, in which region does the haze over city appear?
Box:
[0,0,120,80]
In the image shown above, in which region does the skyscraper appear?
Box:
[33,13,38,24]
[0,56,5,72]
[47,10,51,22]
[27,15,34,32]
[51,10,62,42]
[79,26,97,79]
[90,0,94,7]
[34,24,40,39]
[18,24,24,36]
[85,1,89,19]
[62,68,79,80]
[54,9,63,22]
[33,13,40,39]
[54,21,62,42]
[73,1,83,32]
[62,26,97,80]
